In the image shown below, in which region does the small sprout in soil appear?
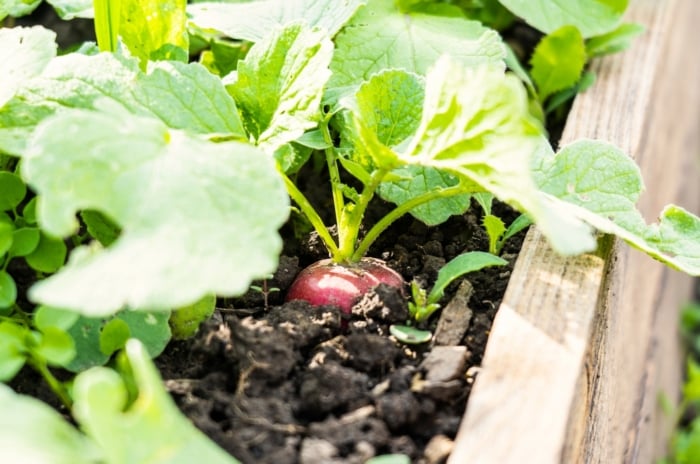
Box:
[408,251,507,322]
[389,324,432,345]
[391,251,506,344]
[475,193,532,255]
[285,257,404,314]
[249,274,280,309]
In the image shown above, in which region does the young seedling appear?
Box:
[474,193,532,255]
[391,251,506,345]
[249,274,280,309]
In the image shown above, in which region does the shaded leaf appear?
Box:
[0,384,101,464]
[399,57,596,255]
[378,166,470,225]
[187,0,365,42]
[534,139,700,275]
[0,172,27,210]
[23,104,288,314]
[119,0,189,68]
[230,22,333,153]
[72,340,239,463]
[25,232,67,273]
[0,26,55,106]
[327,0,505,103]
[498,0,628,38]
[530,26,586,101]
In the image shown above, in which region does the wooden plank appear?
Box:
[448,232,607,463]
[449,0,699,462]
[570,0,700,460]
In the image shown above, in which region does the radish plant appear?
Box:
[0,0,699,462]
[1,0,695,321]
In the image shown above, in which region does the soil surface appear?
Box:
[155,168,524,463]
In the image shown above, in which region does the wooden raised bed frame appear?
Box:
[449,0,700,462]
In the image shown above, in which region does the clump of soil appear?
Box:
[156,196,523,463]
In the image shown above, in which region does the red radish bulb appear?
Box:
[285,257,405,314]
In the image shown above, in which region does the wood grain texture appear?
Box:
[449,0,700,462]
[572,0,700,460]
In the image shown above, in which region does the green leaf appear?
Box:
[0,384,102,464]
[474,192,494,215]
[530,26,586,101]
[483,214,506,254]
[230,22,333,153]
[544,70,596,114]
[64,316,109,372]
[35,326,76,366]
[8,227,40,257]
[0,52,141,156]
[25,232,67,273]
[94,0,122,52]
[80,210,121,247]
[187,0,365,42]
[0,222,13,256]
[134,61,246,138]
[46,0,94,19]
[0,53,244,156]
[503,44,535,96]
[34,306,81,331]
[399,57,597,255]
[498,0,628,38]
[0,322,27,381]
[23,104,289,315]
[22,197,38,224]
[99,319,131,356]
[0,0,42,20]
[0,172,26,211]
[366,455,412,464]
[65,309,171,372]
[457,0,515,30]
[501,213,532,243]
[534,140,700,275]
[274,143,313,174]
[0,271,17,309]
[0,26,57,107]
[389,325,432,345]
[327,0,506,103]
[72,339,240,464]
[586,22,645,57]
[379,166,471,226]
[685,360,700,402]
[674,419,700,464]
[169,294,217,340]
[199,38,249,77]
[340,69,424,170]
[116,311,171,357]
[428,251,507,304]
[119,0,189,68]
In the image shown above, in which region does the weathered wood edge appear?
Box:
[566,0,700,460]
[449,0,699,462]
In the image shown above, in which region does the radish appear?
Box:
[285,257,404,313]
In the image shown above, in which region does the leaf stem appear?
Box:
[320,120,345,234]
[352,184,466,261]
[337,168,388,262]
[280,171,340,258]
[93,0,122,53]
[28,358,73,409]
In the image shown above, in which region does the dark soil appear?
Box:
[155,178,524,463]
